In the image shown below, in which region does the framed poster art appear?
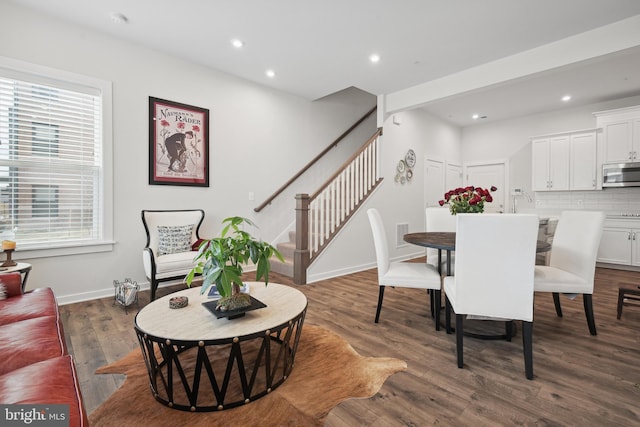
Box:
[149,97,210,187]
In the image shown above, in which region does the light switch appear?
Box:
[248,192,255,201]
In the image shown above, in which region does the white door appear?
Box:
[446,162,462,191]
[424,158,445,208]
[464,161,506,213]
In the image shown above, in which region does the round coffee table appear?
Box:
[134,282,307,412]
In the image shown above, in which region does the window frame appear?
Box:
[0,56,114,259]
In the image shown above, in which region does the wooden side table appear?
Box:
[0,262,32,292]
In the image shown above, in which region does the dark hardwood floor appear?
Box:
[59,265,640,426]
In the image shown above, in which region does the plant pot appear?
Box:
[202,295,267,319]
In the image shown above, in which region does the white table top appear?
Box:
[135,282,307,342]
[0,262,31,273]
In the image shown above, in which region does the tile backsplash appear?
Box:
[531,187,640,217]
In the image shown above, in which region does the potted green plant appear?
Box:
[185,216,284,312]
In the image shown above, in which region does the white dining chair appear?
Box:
[533,210,605,335]
[367,208,443,329]
[425,207,457,274]
[444,213,539,380]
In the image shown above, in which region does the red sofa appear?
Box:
[0,272,88,426]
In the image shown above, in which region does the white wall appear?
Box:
[0,2,376,302]
[309,108,462,280]
[460,94,640,215]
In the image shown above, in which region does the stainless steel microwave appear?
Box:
[602,162,640,187]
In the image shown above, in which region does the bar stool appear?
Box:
[617,286,640,319]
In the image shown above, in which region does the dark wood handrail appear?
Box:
[310,127,382,200]
[254,105,377,212]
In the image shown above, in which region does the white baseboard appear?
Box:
[307,262,377,283]
[56,278,184,305]
[307,251,425,284]
[56,253,426,304]
[596,262,640,272]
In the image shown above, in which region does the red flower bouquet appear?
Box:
[438,185,497,215]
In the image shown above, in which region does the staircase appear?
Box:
[272,203,349,279]
[272,230,295,277]
[294,128,383,284]
[254,106,381,285]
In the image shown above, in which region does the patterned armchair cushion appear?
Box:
[157,224,194,255]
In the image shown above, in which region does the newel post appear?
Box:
[294,193,310,285]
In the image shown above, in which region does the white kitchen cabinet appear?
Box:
[634,229,640,266]
[532,130,596,191]
[597,218,640,267]
[531,138,550,191]
[594,105,640,163]
[532,135,570,191]
[570,131,597,190]
[598,228,633,265]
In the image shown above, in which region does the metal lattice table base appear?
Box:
[135,309,306,412]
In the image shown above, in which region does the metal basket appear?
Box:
[113,278,139,313]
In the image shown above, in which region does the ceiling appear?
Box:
[8,0,640,127]
[423,45,640,127]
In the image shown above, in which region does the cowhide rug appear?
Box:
[89,324,406,426]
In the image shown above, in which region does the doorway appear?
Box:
[424,159,462,208]
[464,161,507,213]
[424,158,445,208]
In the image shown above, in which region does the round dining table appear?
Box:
[404,231,551,276]
[403,231,551,340]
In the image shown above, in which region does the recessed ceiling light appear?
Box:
[265,69,276,78]
[109,12,128,24]
[562,95,572,102]
[231,39,244,48]
[369,54,381,63]
[472,114,480,120]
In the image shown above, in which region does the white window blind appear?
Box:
[0,72,103,248]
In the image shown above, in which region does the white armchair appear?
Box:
[142,209,205,301]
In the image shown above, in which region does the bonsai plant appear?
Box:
[185,216,284,312]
